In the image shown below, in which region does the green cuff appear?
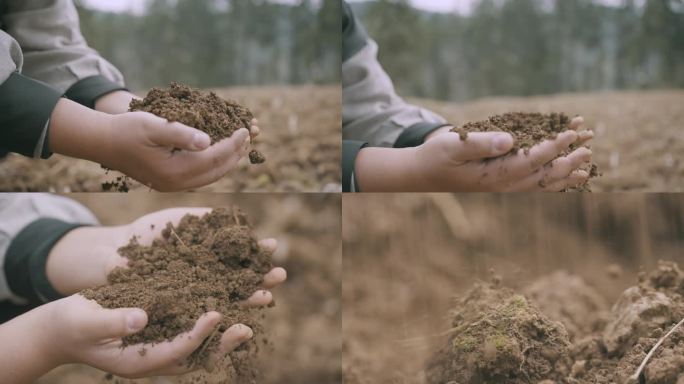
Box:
[342,140,368,192]
[0,72,62,158]
[394,122,449,148]
[64,75,127,109]
[5,218,87,305]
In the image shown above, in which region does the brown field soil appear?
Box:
[415,89,684,192]
[342,194,684,384]
[81,208,273,380]
[0,85,340,193]
[37,193,342,384]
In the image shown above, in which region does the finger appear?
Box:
[172,129,249,189]
[504,147,592,192]
[250,125,260,138]
[502,130,578,179]
[258,238,278,254]
[218,324,253,354]
[569,116,584,130]
[543,170,590,192]
[577,130,594,146]
[242,290,273,307]
[145,117,211,152]
[181,143,245,190]
[444,132,514,161]
[262,267,287,289]
[84,304,148,340]
[116,312,221,376]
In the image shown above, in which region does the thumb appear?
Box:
[146,118,212,151]
[446,132,514,161]
[86,307,148,340]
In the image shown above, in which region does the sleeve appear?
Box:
[341,2,449,192]
[0,30,62,158]
[0,194,98,308]
[2,0,127,108]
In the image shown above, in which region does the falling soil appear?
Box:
[425,261,684,384]
[102,82,265,191]
[450,112,599,190]
[81,208,273,381]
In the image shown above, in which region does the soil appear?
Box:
[81,208,273,380]
[342,194,684,384]
[101,82,266,191]
[451,112,599,191]
[425,261,684,384]
[424,283,570,383]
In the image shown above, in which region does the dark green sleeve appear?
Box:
[0,72,62,158]
[4,218,87,306]
[64,75,128,109]
[394,122,450,148]
[342,140,368,192]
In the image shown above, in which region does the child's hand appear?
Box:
[49,99,255,192]
[44,295,253,378]
[355,116,594,192]
[47,207,287,306]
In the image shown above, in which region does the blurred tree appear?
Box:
[351,0,684,101]
[75,0,341,90]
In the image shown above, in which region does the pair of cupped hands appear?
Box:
[43,208,286,379]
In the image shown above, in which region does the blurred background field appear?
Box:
[342,193,684,383]
[0,0,341,192]
[349,0,684,192]
[38,193,342,384]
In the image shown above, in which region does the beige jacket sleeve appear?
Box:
[0,0,127,159]
[1,0,124,92]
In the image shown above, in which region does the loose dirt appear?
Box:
[425,261,684,384]
[81,208,273,380]
[451,112,599,190]
[102,82,265,191]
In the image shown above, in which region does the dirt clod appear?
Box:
[426,262,684,384]
[81,208,273,380]
[425,283,570,383]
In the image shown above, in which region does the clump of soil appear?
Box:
[426,262,684,384]
[524,271,609,340]
[450,112,599,190]
[102,82,265,191]
[81,208,273,379]
[424,283,570,383]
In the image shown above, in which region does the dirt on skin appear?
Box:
[81,208,273,381]
[451,112,599,190]
[425,261,684,384]
[102,82,264,192]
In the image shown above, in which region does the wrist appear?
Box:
[424,125,453,142]
[94,90,139,114]
[49,98,115,164]
[46,226,127,295]
[354,147,422,192]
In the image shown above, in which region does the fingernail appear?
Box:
[193,133,211,150]
[493,134,513,152]
[126,310,147,331]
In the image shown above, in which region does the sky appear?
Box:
[81,0,304,14]
[347,0,635,15]
[82,0,640,15]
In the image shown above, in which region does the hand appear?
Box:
[50,98,254,191]
[47,207,287,307]
[417,116,593,191]
[42,295,255,378]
